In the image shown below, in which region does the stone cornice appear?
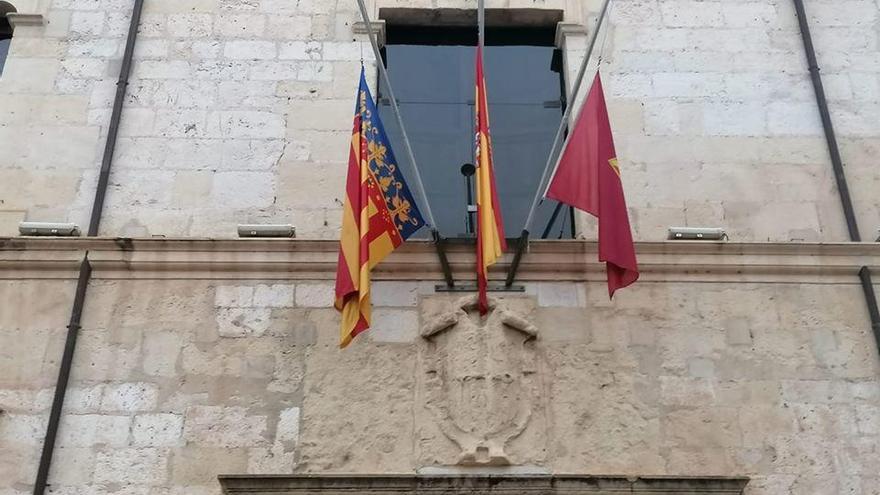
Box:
[218,474,749,494]
[352,19,386,46]
[1,237,878,283]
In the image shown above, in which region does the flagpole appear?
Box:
[354,0,437,230]
[522,0,612,233]
[478,0,485,49]
[353,0,455,288]
[505,0,612,288]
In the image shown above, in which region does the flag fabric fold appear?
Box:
[474,46,507,315]
[334,67,426,347]
[546,72,639,297]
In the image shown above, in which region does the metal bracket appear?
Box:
[435,283,525,293]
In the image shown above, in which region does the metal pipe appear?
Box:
[792,0,880,352]
[860,267,880,347]
[522,0,613,233]
[354,0,437,230]
[507,0,613,287]
[88,0,144,236]
[478,0,485,49]
[33,257,92,495]
[34,1,145,493]
[792,0,860,242]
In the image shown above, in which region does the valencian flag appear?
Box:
[474,46,507,315]
[334,67,425,347]
[546,73,639,297]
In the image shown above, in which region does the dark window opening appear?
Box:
[377,9,574,239]
[0,2,16,76]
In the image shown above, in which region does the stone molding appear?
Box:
[218,474,749,494]
[6,13,44,27]
[352,19,386,46]
[1,237,879,283]
[555,22,586,48]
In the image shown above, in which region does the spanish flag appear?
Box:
[474,47,507,315]
[334,67,425,347]
[546,73,638,297]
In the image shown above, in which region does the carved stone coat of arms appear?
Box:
[416,295,547,467]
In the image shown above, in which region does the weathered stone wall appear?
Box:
[1,277,878,494]
[1,0,877,240]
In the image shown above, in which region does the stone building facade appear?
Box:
[0,1,879,495]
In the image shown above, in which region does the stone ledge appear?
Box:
[1,237,879,283]
[352,19,386,46]
[218,474,749,494]
[6,13,44,27]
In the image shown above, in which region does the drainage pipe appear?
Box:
[33,1,144,493]
[792,0,880,349]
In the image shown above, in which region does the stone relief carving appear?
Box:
[419,295,541,466]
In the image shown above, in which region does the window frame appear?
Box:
[375,21,577,240]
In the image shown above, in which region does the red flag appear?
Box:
[546,72,638,297]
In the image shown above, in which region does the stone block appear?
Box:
[132,413,185,446]
[535,307,591,343]
[135,60,192,79]
[65,385,106,413]
[0,413,46,447]
[536,282,586,308]
[219,111,285,139]
[167,14,213,38]
[278,40,322,60]
[766,101,824,135]
[215,285,255,308]
[70,11,105,35]
[855,405,880,435]
[100,382,159,412]
[224,40,277,59]
[171,446,248,485]
[67,38,120,58]
[253,284,295,307]
[721,2,779,27]
[181,344,245,376]
[662,407,740,448]
[703,101,767,136]
[51,447,96,485]
[661,1,724,27]
[369,308,418,343]
[94,448,168,484]
[171,171,213,207]
[266,15,312,40]
[216,14,266,38]
[183,406,268,448]
[652,72,725,98]
[211,172,275,208]
[370,281,428,308]
[295,283,334,308]
[286,99,353,130]
[57,414,131,447]
[276,407,300,444]
[216,307,272,337]
[247,444,295,474]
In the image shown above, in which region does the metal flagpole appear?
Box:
[354,0,436,230]
[353,0,455,287]
[478,0,485,48]
[505,0,613,287]
[523,0,612,233]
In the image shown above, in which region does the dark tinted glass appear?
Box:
[378,30,573,239]
[0,38,9,75]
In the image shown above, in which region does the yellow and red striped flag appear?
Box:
[334,67,425,347]
[474,46,507,315]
